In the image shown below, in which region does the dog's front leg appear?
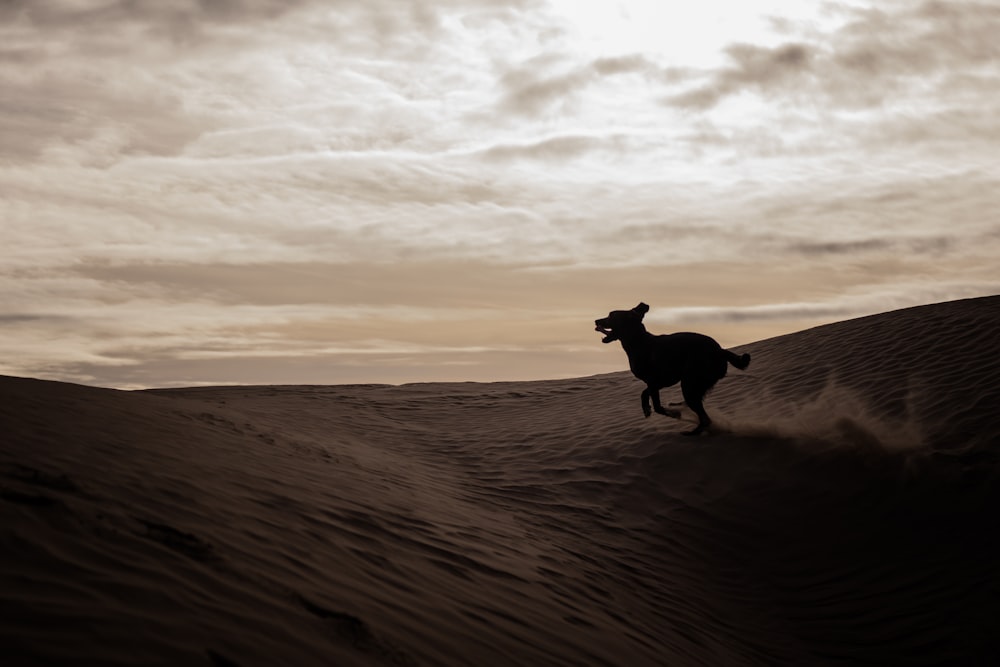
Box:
[650,388,682,419]
[640,388,652,417]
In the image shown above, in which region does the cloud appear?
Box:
[0,6,232,163]
[651,281,1000,327]
[785,236,954,257]
[669,42,813,110]
[0,314,65,325]
[0,0,546,163]
[498,53,662,116]
[2,0,543,51]
[0,0,313,33]
[834,1,1000,71]
[0,76,209,163]
[479,133,625,161]
[667,2,1000,111]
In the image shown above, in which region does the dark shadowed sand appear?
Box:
[2,296,1000,666]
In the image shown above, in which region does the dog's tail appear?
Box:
[725,349,751,370]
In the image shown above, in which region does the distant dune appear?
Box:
[2,296,999,666]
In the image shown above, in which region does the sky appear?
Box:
[2,0,999,389]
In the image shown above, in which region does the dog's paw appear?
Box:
[665,409,681,419]
[642,407,652,418]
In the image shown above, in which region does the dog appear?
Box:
[595,302,750,435]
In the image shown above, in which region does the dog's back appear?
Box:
[640,332,729,386]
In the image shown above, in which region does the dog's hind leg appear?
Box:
[649,387,682,419]
[680,381,711,435]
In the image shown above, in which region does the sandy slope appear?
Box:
[2,296,999,666]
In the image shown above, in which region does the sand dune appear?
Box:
[2,296,999,666]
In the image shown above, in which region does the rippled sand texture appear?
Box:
[2,295,999,666]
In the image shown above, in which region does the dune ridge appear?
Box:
[2,295,999,666]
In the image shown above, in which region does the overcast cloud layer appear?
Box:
[2,0,999,387]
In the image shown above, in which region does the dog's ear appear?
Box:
[634,302,649,318]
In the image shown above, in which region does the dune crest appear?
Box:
[3,296,999,666]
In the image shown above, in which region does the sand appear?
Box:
[2,295,999,666]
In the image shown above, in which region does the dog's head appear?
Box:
[594,302,649,344]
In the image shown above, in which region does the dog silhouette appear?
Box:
[595,302,750,435]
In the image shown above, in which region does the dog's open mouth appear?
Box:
[594,325,616,343]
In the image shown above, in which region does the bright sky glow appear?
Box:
[547,0,829,64]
